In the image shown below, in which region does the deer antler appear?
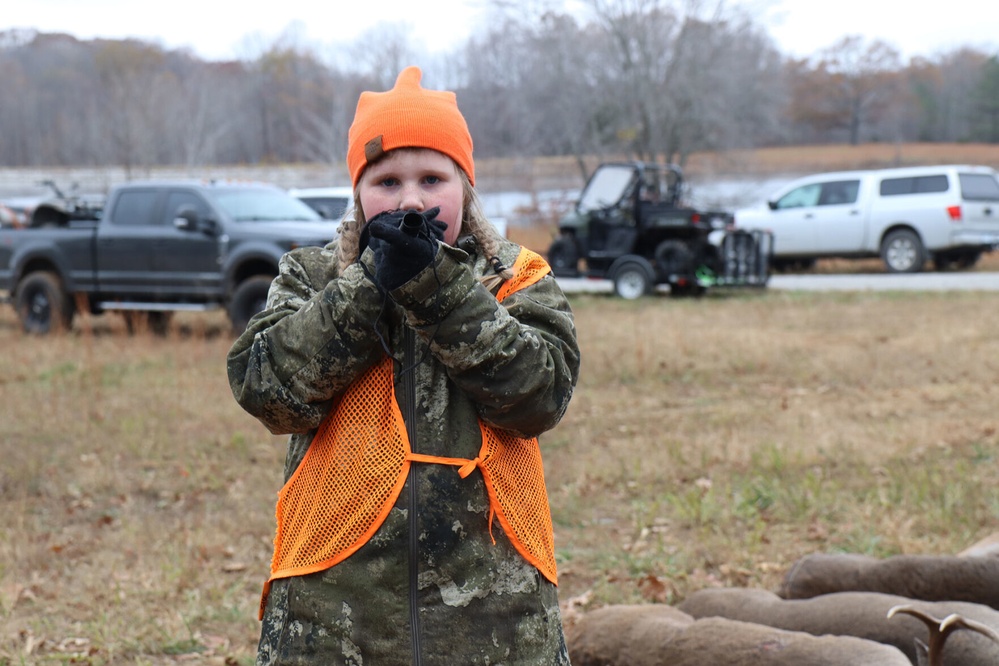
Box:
[888,604,999,666]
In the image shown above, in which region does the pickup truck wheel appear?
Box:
[881,229,925,273]
[612,262,653,299]
[15,271,75,334]
[229,275,273,333]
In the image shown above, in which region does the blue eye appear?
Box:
[425,175,440,185]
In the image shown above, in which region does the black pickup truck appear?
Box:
[0,180,340,334]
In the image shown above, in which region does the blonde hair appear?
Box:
[336,154,513,287]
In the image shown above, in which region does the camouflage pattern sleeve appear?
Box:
[226,242,389,435]
[391,240,580,438]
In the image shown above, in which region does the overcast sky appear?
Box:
[3,0,996,63]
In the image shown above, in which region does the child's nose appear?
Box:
[399,184,424,211]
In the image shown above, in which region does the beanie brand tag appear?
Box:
[364,136,385,165]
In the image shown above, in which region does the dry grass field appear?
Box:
[3,143,999,664]
[4,289,999,665]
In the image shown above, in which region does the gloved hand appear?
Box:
[365,207,446,291]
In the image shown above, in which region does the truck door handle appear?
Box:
[985,207,993,216]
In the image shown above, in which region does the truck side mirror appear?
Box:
[767,200,778,211]
[173,208,218,235]
[173,207,199,231]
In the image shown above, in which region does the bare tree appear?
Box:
[935,48,993,141]
[347,22,418,88]
[807,36,904,144]
[0,57,32,165]
[579,0,783,165]
[971,56,999,142]
[0,23,992,172]
[520,14,617,173]
[166,61,247,167]
[583,0,687,162]
[94,41,181,176]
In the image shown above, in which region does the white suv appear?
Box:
[734,165,999,272]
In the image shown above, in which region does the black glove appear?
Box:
[366,207,446,291]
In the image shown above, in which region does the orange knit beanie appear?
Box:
[347,66,474,187]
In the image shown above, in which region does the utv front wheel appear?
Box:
[547,236,580,276]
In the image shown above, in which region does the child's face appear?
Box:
[359,149,465,245]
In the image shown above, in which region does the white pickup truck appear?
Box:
[733,164,999,272]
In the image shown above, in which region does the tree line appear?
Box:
[0,0,997,179]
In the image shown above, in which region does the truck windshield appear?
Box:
[210,189,322,222]
[578,165,636,213]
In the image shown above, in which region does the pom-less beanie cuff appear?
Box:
[347,66,475,187]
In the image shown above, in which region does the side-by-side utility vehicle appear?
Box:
[547,162,771,298]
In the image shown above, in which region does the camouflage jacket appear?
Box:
[227,234,579,665]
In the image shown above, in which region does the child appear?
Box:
[227,66,580,665]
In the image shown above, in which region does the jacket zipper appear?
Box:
[400,326,422,665]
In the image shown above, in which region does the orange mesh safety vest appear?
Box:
[259,247,557,618]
